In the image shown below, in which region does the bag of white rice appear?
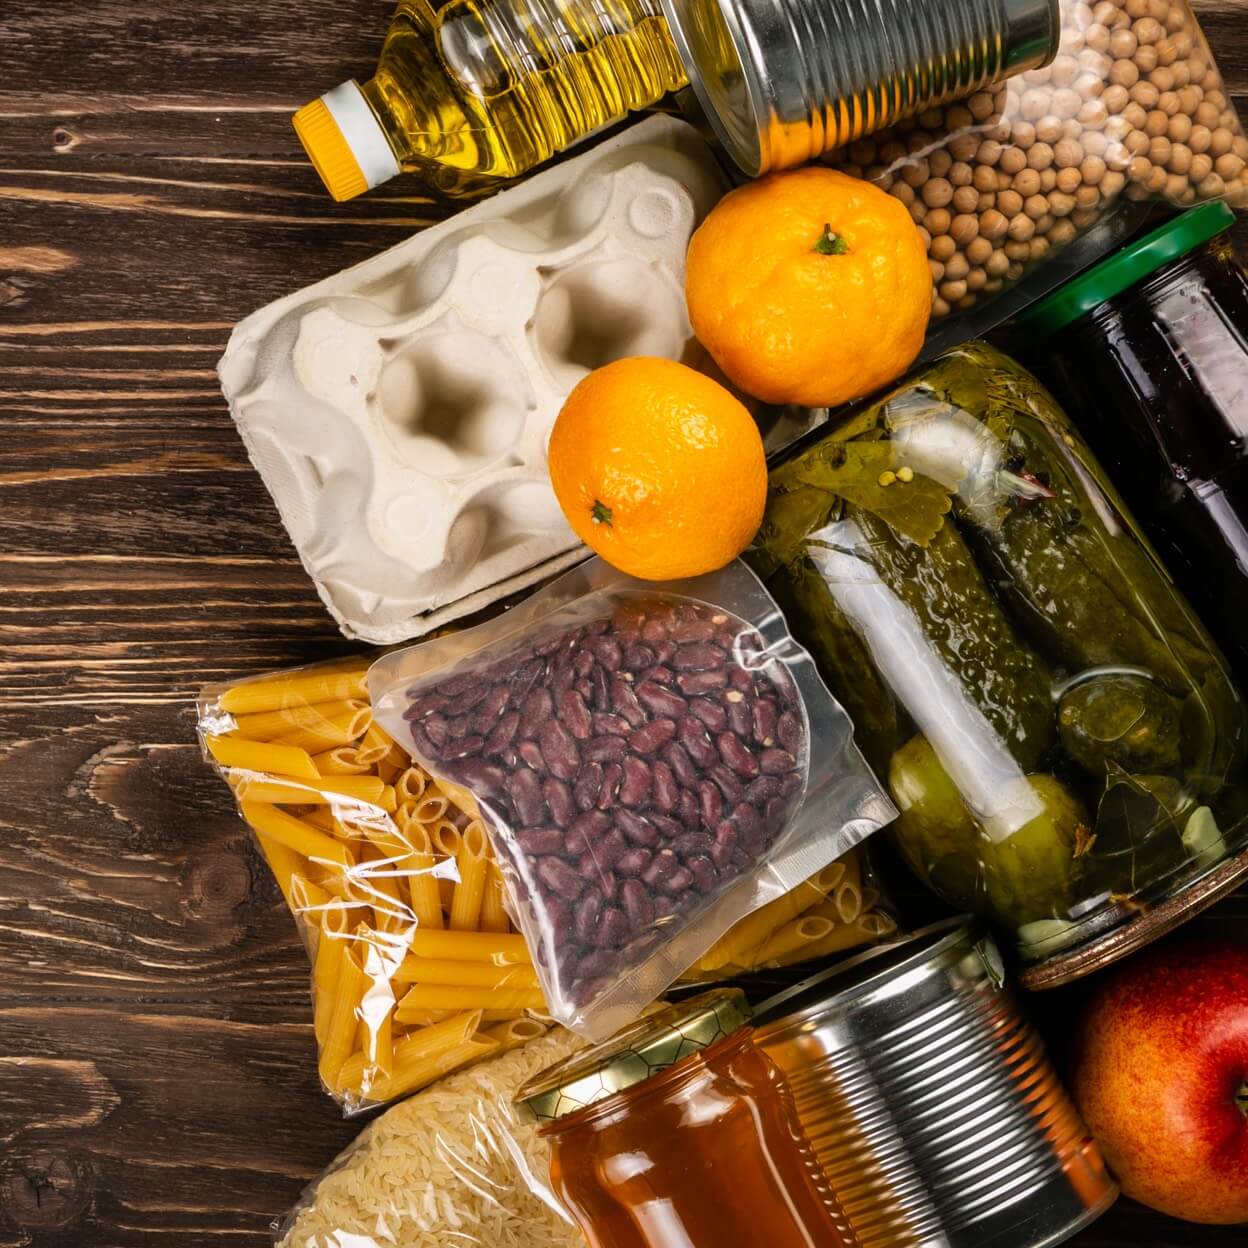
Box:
[277,1025,584,1248]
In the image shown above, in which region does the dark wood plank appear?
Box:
[3,0,1248,1244]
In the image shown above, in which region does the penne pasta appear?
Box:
[394,958,540,989]
[254,830,306,910]
[319,935,367,1087]
[377,759,403,785]
[274,705,373,753]
[229,699,368,745]
[362,1033,499,1104]
[404,928,531,965]
[355,723,393,766]
[312,905,351,1046]
[409,795,449,825]
[206,734,319,782]
[832,849,863,924]
[333,1010,483,1097]
[752,915,835,966]
[794,917,891,964]
[449,822,489,932]
[218,668,369,715]
[403,825,445,931]
[394,767,428,806]
[484,1017,549,1054]
[312,746,373,776]
[480,861,511,933]
[392,1008,455,1027]
[241,801,353,869]
[395,983,546,1018]
[434,778,480,820]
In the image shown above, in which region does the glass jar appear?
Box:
[752,342,1248,988]
[1011,202,1248,684]
[515,989,850,1248]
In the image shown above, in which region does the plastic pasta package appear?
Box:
[677,846,897,982]
[275,1024,587,1248]
[370,557,895,1038]
[826,0,1248,327]
[197,659,552,1115]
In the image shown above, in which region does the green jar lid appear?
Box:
[515,989,751,1125]
[1019,200,1238,335]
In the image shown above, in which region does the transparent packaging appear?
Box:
[275,1025,587,1248]
[197,658,553,1114]
[370,556,894,1037]
[827,0,1248,323]
[753,342,1248,971]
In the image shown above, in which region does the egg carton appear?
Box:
[218,116,728,643]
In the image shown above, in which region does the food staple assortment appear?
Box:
[186,0,1248,1240]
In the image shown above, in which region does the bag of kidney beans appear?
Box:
[370,558,894,1039]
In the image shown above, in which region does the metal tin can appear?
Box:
[752,919,1117,1248]
[661,0,1060,176]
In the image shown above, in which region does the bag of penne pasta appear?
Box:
[197,657,554,1115]
[370,557,897,1040]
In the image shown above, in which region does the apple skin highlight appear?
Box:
[1072,937,1248,1226]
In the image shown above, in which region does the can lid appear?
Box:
[293,81,401,202]
[1018,201,1238,335]
[515,989,751,1125]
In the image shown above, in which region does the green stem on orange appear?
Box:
[813,223,850,255]
[591,500,613,527]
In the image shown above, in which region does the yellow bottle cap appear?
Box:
[293,83,401,202]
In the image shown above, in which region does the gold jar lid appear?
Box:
[515,989,752,1125]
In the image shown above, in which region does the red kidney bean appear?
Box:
[616,809,658,847]
[443,734,485,761]
[595,828,628,870]
[610,675,647,727]
[707,763,744,804]
[652,640,677,665]
[623,643,656,671]
[471,684,510,735]
[598,762,623,811]
[616,847,652,876]
[727,697,752,739]
[677,669,729,695]
[780,771,803,798]
[540,719,580,781]
[484,710,521,756]
[662,867,693,896]
[679,716,717,768]
[777,711,802,755]
[445,715,472,740]
[636,681,686,719]
[559,690,592,740]
[687,855,717,893]
[596,907,628,949]
[618,756,652,807]
[651,760,679,813]
[519,687,554,738]
[575,950,613,980]
[649,813,684,841]
[677,789,701,828]
[584,635,622,669]
[535,631,568,657]
[752,697,778,746]
[574,888,603,944]
[620,878,654,927]
[592,711,630,737]
[543,777,575,827]
[456,758,506,798]
[653,895,676,919]
[672,642,725,672]
[515,826,566,856]
[689,697,728,733]
[641,849,679,888]
[674,831,714,860]
[507,768,546,826]
[508,658,545,703]
[538,856,583,900]
[410,723,437,759]
[574,762,603,812]
[673,619,717,642]
[698,779,723,826]
[424,715,450,748]
[628,717,677,756]
[661,741,699,789]
[764,796,789,827]
[591,663,610,711]
[711,822,737,869]
[443,682,490,715]
[544,895,574,946]
[405,690,448,717]
[731,802,761,840]
[728,666,753,692]
[598,869,619,903]
[641,617,668,643]
[717,731,760,780]
[566,810,611,855]
[746,775,782,805]
[613,602,646,632]
[550,661,576,702]
[638,665,676,688]
[760,748,797,775]
[573,649,595,679]
[584,735,627,764]
[518,739,546,771]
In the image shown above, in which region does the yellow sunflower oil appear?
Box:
[294,0,688,200]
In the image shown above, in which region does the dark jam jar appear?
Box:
[1012,202,1248,682]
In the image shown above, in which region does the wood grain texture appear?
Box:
[2,0,1248,1244]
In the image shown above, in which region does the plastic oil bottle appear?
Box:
[294,0,688,200]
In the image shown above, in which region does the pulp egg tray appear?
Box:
[218,115,728,643]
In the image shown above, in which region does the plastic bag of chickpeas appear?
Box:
[826,0,1248,328]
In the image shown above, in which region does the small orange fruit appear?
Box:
[548,357,767,581]
[685,167,931,408]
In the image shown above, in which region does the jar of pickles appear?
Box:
[753,343,1248,987]
[515,989,850,1247]
[1011,202,1248,683]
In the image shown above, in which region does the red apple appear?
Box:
[1071,936,1248,1225]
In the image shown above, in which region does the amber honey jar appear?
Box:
[515,989,851,1248]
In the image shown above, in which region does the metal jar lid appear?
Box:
[516,988,751,1125]
[660,0,1061,177]
[753,918,1118,1248]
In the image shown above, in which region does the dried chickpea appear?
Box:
[1024,192,1050,219]
[929,148,954,178]
[1168,142,1192,175]
[1168,113,1192,144]
[929,258,946,283]
[1144,109,1169,137]
[1057,166,1083,193]
[973,163,999,193]
[1102,83,1131,115]
[921,178,954,208]
[1039,168,1059,192]
[908,199,927,224]
[1049,219,1078,246]
[1101,169,1126,197]
[1006,260,1027,280]
[968,91,996,121]
[953,185,981,214]
[1072,206,1102,228]
[891,180,916,206]
[1007,214,1036,242]
[1110,58,1140,88]
[966,235,994,266]
[944,252,971,281]
[996,188,1023,217]
[986,248,1011,277]
[950,213,980,245]
[1135,44,1159,74]
[930,233,957,262]
[931,296,951,319]
[1029,236,1051,261]
[1081,154,1108,184]
[1216,153,1246,180]
[926,207,952,235]
[1084,130,1111,158]
[999,146,1028,175]
[948,133,981,162]
[1210,128,1234,158]
[965,266,989,292]
[1198,171,1226,197]
[1076,183,1104,208]
[1014,167,1043,196]
[1149,135,1172,165]
[1131,82,1161,110]
[979,208,1009,240]
[939,279,968,302]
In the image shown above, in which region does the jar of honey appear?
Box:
[515,989,850,1248]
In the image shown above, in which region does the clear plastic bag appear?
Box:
[826,0,1248,323]
[275,1024,587,1248]
[197,658,551,1115]
[370,557,895,1038]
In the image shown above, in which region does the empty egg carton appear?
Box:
[218,116,728,643]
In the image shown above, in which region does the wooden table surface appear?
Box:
[2,2,1247,1245]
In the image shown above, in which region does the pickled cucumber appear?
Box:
[1058,673,1182,775]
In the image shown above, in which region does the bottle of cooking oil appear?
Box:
[294,0,688,200]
